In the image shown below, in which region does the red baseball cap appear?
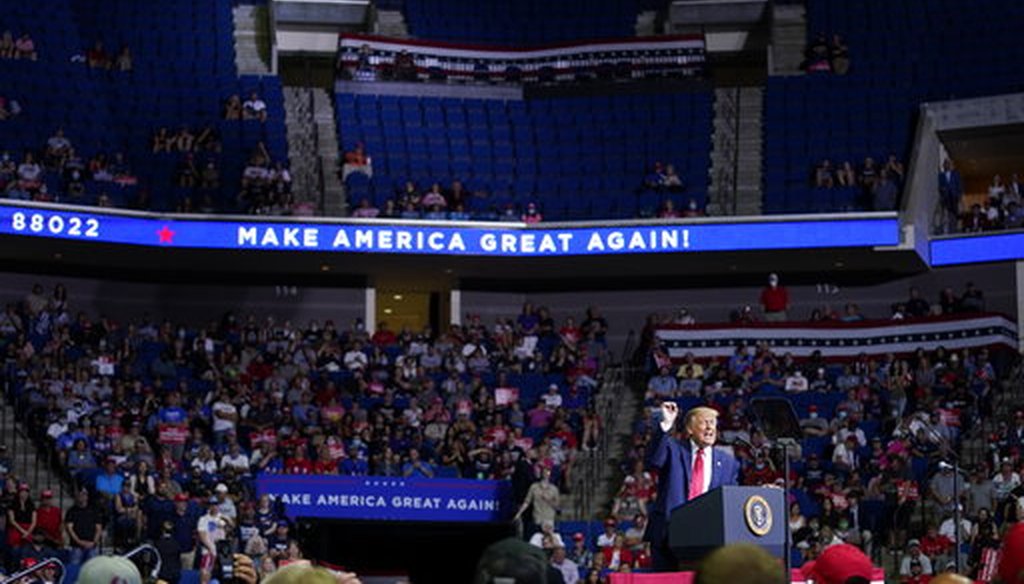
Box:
[40,489,53,498]
[173,493,189,502]
[803,544,872,584]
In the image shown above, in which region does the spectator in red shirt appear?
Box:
[602,534,634,570]
[743,454,780,486]
[371,322,397,347]
[919,523,952,567]
[86,40,111,69]
[342,142,372,181]
[35,490,62,548]
[760,272,790,321]
[284,448,313,475]
[312,446,338,475]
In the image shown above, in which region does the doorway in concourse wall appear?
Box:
[375,289,447,336]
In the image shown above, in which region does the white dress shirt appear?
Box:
[659,417,713,496]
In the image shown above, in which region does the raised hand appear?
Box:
[661,401,679,427]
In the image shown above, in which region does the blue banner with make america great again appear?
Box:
[256,474,514,523]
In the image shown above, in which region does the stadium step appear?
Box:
[575,367,644,521]
[769,2,807,76]
[708,86,764,216]
[634,10,660,36]
[374,9,409,38]
[284,86,346,214]
[285,87,325,211]
[0,401,75,512]
[233,4,272,75]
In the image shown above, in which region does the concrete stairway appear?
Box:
[284,87,345,215]
[635,10,660,36]
[284,87,320,210]
[233,4,271,75]
[0,401,74,511]
[566,368,642,521]
[313,89,346,215]
[734,86,764,216]
[374,9,409,38]
[770,2,807,76]
[708,87,764,216]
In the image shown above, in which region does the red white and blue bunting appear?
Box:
[655,314,1018,359]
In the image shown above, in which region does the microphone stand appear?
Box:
[776,437,797,584]
[950,455,962,573]
[732,435,794,582]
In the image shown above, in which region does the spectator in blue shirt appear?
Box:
[168,493,200,569]
[157,392,189,425]
[95,458,125,498]
[66,439,98,473]
[341,450,369,476]
[402,448,435,479]
[646,366,678,400]
[57,421,86,452]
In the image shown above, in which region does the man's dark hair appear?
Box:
[474,538,548,584]
[844,578,871,584]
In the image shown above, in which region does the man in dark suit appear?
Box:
[646,402,739,571]
[938,159,963,234]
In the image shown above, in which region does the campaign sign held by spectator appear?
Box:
[257,474,514,523]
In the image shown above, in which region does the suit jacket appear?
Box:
[938,170,963,210]
[644,426,739,545]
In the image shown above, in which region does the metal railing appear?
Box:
[1,557,66,584]
[123,543,163,581]
[309,88,328,215]
[2,366,73,527]
[572,363,621,521]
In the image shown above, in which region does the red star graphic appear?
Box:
[156,225,176,244]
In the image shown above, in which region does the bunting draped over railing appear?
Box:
[337,33,706,83]
[655,313,1018,360]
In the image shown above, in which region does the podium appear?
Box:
[668,486,786,563]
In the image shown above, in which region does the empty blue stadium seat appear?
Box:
[0,0,288,213]
[763,0,1024,215]
[335,91,713,220]
[403,0,638,44]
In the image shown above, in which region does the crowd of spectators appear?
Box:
[638,162,705,219]
[73,40,132,73]
[961,173,1024,233]
[812,155,905,211]
[239,143,292,215]
[346,173,505,222]
[0,30,37,61]
[224,93,269,124]
[0,128,136,206]
[624,283,1020,583]
[804,33,850,75]
[632,277,986,331]
[0,285,609,582]
[342,142,553,222]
